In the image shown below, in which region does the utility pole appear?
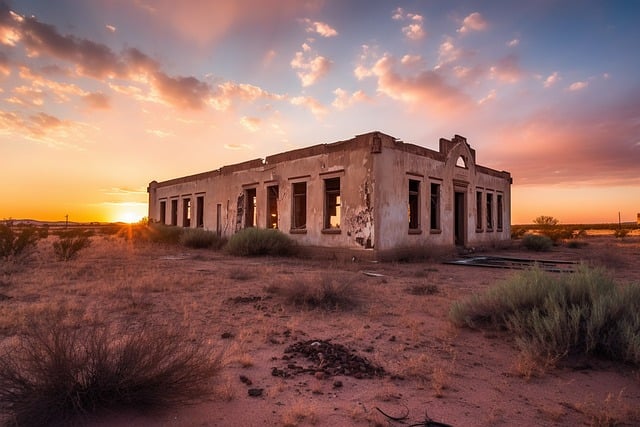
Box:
[65,214,69,228]
[618,211,621,229]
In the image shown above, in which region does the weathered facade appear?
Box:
[147,131,512,258]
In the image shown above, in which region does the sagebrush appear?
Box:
[450,266,640,366]
[0,225,39,260]
[225,228,296,256]
[268,274,361,310]
[0,320,222,426]
[179,228,226,249]
[521,234,553,251]
[52,234,92,261]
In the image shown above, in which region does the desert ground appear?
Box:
[1,231,640,426]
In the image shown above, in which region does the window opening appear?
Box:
[170,199,178,226]
[476,191,483,231]
[196,196,204,228]
[408,179,420,230]
[456,155,467,168]
[267,186,279,229]
[159,201,166,224]
[324,178,341,229]
[292,182,307,230]
[245,188,257,228]
[430,183,441,230]
[216,203,222,236]
[486,193,494,230]
[497,194,503,231]
[183,198,191,227]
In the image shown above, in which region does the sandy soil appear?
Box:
[1,234,640,426]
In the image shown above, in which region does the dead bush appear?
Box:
[272,274,361,310]
[0,320,222,426]
[52,234,92,261]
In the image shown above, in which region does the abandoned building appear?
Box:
[147,131,512,258]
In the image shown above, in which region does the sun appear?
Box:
[116,211,142,224]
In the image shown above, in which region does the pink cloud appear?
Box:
[83,92,110,110]
[290,95,327,118]
[568,81,588,91]
[331,88,369,110]
[543,71,560,88]
[302,18,338,37]
[369,54,471,116]
[489,54,524,83]
[130,0,314,45]
[457,12,487,34]
[392,9,425,40]
[290,43,332,87]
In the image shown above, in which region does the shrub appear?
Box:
[0,225,39,260]
[521,234,553,251]
[270,274,361,310]
[53,234,92,261]
[225,228,296,256]
[180,228,226,249]
[0,320,222,426]
[450,266,640,366]
[614,228,630,238]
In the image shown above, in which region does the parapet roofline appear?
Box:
[149,131,510,188]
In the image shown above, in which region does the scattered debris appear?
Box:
[375,406,453,427]
[446,255,579,273]
[221,332,234,339]
[362,271,385,277]
[273,339,385,379]
[239,375,252,385]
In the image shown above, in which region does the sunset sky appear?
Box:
[1,0,639,224]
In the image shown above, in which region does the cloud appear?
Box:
[568,81,588,91]
[130,0,312,45]
[487,94,640,186]
[224,143,251,150]
[151,72,211,109]
[458,12,487,34]
[0,110,87,148]
[146,129,173,138]
[240,116,261,132]
[392,9,425,40]
[366,54,471,116]
[543,71,560,88]
[437,36,462,67]
[105,24,116,33]
[290,95,327,118]
[478,89,496,105]
[507,38,519,47]
[489,54,523,83]
[290,43,332,87]
[302,18,337,37]
[331,88,369,110]
[83,92,110,109]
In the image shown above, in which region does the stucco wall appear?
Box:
[148,131,512,257]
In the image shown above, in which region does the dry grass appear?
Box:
[0,314,222,426]
[0,230,638,426]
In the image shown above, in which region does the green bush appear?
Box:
[0,225,39,260]
[0,321,222,426]
[225,228,296,256]
[53,234,91,261]
[180,228,226,249]
[521,234,553,251]
[450,266,640,365]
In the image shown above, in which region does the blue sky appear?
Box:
[1,0,639,223]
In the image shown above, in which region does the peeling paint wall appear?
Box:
[148,131,511,257]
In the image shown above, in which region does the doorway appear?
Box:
[454,191,466,246]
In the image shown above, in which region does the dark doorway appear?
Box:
[454,191,466,246]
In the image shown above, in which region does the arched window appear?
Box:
[456,155,467,168]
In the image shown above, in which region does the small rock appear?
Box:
[333,380,343,388]
[239,375,252,385]
[314,371,326,380]
[248,388,263,397]
[221,332,234,339]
